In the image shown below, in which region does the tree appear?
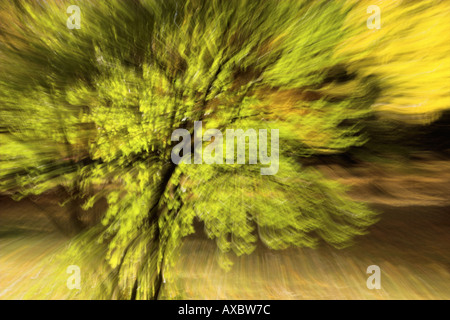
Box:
[0,0,385,299]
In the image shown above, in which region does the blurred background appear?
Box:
[1,0,449,299]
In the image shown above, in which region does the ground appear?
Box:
[1,155,449,299]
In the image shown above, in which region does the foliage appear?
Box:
[340,0,450,124]
[3,0,430,299]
